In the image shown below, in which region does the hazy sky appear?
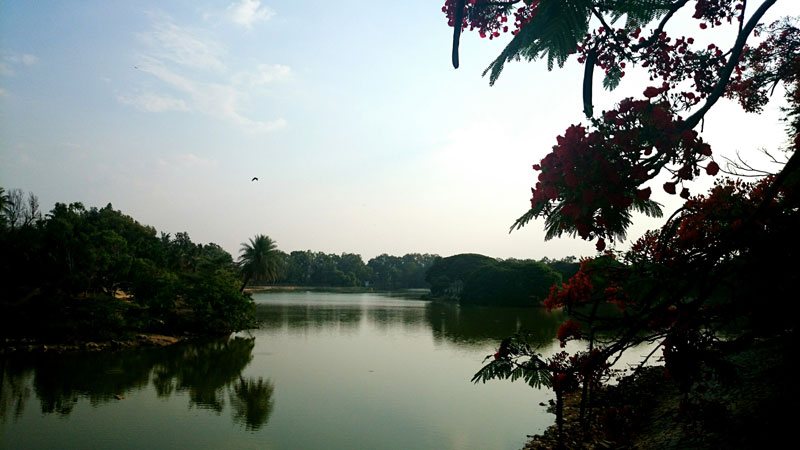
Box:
[2,1,798,261]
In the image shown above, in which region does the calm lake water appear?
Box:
[2,291,594,450]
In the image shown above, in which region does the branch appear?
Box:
[684,0,778,130]
[739,0,748,34]
[752,148,800,219]
[451,0,523,69]
[631,0,691,52]
[721,148,786,177]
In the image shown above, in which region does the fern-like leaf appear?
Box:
[603,64,623,91]
[509,208,539,234]
[484,0,594,85]
[631,198,664,217]
[601,0,675,28]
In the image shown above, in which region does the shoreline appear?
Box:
[0,332,202,355]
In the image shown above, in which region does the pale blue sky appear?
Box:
[2,1,797,260]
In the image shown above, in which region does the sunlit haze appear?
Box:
[2,0,798,260]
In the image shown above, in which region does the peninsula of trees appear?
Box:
[0,189,255,342]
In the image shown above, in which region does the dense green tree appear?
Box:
[538,256,580,282]
[282,250,314,285]
[274,251,430,289]
[337,253,372,286]
[1,189,257,339]
[367,254,404,289]
[425,253,497,298]
[461,260,562,306]
[425,254,562,306]
[238,234,281,292]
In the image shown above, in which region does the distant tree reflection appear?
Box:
[230,376,275,430]
[0,336,275,430]
[0,361,33,422]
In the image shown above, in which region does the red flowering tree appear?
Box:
[450,0,800,446]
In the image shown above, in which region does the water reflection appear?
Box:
[254,300,429,334]
[0,337,274,430]
[254,293,563,350]
[230,376,275,431]
[425,302,563,348]
[256,303,363,333]
[3,294,573,450]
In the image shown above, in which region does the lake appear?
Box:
[1,291,592,450]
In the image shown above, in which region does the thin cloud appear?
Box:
[155,153,217,170]
[138,18,226,71]
[1,52,40,76]
[232,63,291,86]
[124,15,287,133]
[228,0,275,28]
[132,56,285,132]
[175,153,218,168]
[21,54,38,65]
[118,91,190,112]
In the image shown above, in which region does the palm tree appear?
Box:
[238,234,281,292]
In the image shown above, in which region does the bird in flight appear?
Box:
[251,177,259,181]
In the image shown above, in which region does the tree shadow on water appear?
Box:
[229,376,275,431]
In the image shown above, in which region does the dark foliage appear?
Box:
[0,195,255,341]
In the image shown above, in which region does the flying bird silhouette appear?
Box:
[251,177,258,181]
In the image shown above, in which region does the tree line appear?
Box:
[255,251,438,290]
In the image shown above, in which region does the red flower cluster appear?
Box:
[693,0,744,29]
[628,174,796,271]
[442,1,539,40]
[557,320,582,347]
[529,96,718,245]
[603,281,631,312]
[575,21,732,111]
[543,260,594,312]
